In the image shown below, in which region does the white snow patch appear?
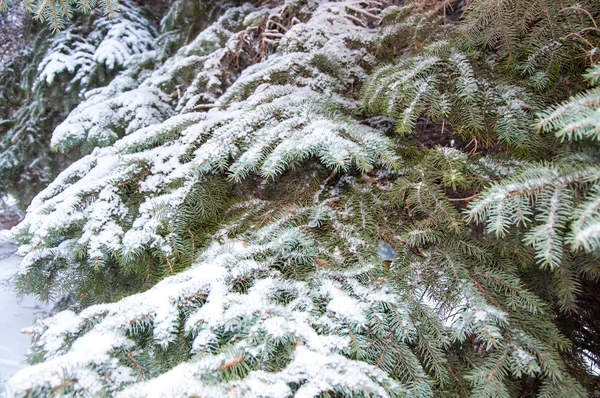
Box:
[0,241,51,387]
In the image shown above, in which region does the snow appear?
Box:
[34,0,155,96]
[0,232,50,388]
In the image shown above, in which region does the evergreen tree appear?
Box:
[0,0,156,208]
[3,0,600,396]
[468,64,600,377]
[461,0,600,87]
[1,0,122,30]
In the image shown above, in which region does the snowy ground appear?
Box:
[0,232,50,388]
